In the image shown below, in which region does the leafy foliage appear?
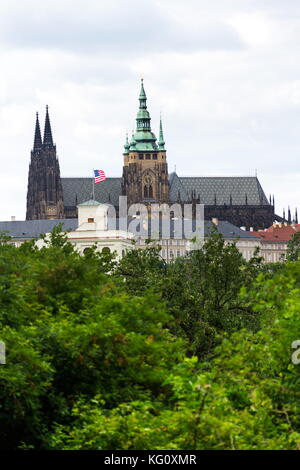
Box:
[286,232,300,261]
[49,262,300,450]
[0,231,183,448]
[161,232,263,357]
[2,226,300,450]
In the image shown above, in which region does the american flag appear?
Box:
[94,170,106,183]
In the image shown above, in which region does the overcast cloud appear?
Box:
[0,0,300,220]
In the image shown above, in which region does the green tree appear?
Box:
[286,231,300,261]
[162,231,263,357]
[0,230,184,449]
[114,244,166,296]
[50,262,300,450]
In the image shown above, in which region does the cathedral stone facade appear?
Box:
[26,81,280,231]
[26,107,64,220]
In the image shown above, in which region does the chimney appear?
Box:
[11,216,16,222]
[212,217,219,226]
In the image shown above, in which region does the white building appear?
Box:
[31,200,134,258]
[135,219,261,262]
[0,210,261,262]
[66,200,133,256]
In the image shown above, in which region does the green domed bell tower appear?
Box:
[122,79,169,205]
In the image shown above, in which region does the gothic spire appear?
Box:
[139,78,147,107]
[136,79,151,132]
[288,206,292,224]
[43,105,54,148]
[158,115,165,151]
[124,132,130,154]
[26,106,64,220]
[33,112,42,151]
[133,79,158,151]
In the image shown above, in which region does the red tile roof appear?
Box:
[250,224,300,242]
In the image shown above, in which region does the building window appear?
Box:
[149,185,153,198]
[88,218,94,223]
[153,154,157,160]
[139,154,144,160]
[102,247,111,254]
[146,154,151,159]
[144,186,148,198]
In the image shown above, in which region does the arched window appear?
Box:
[149,185,153,198]
[102,247,111,254]
[144,185,148,198]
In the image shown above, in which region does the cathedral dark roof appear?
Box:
[62,173,269,207]
[62,177,122,207]
[0,219,77,239]
[169,173,269,205]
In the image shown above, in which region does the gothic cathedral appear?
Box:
[25,80,280,230]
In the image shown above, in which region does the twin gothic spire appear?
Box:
[33,105,54,152]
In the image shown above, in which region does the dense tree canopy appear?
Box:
[1,228,300,449]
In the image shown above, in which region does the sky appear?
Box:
[0,0,300,221]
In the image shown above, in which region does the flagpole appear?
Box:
[92,169,95,201]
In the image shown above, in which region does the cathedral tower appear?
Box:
[122,80,169,205]
[26,107,64,220]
